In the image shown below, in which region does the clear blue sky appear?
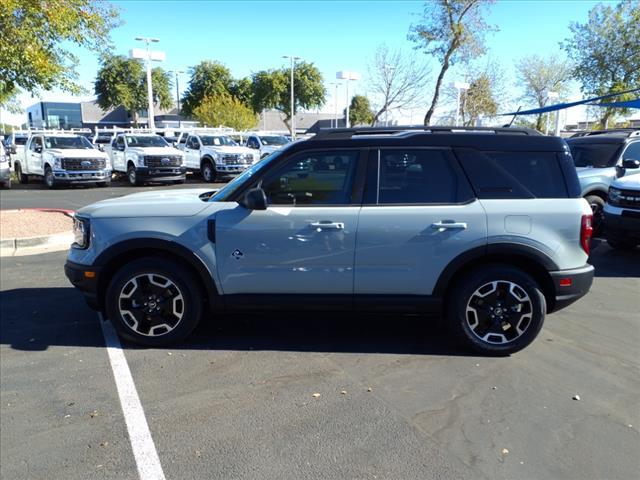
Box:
[11,0,607,123]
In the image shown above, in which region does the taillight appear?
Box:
[580,214,593,255]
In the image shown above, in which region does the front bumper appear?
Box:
[64,260,102,310]
[136,166,186,182]
[215,164,251,174]
[548,264,594,313]
[604,210,640,242]
[53,169,111,184]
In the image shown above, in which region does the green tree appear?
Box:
[345,95,375,126]
[94,55,172,126]
[193,92,258,131]
[231,77,254,107]
[181,61,235,117]
[252,61,325,134]
[409,0,497,126]
[563,0,640,128]
[515,54,572,131]
[0,0,119,104]
[460,73,497,125]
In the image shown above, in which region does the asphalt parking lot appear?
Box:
[1,183,639,480]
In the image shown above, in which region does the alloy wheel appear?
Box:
[118,273,185,337]
[465,280,533,344]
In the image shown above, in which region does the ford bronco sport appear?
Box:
[65,126,595,355]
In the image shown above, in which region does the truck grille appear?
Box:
[222,154,252,165]
[144,155,182,167]
[616,189,640,209]
[61,158,106,170]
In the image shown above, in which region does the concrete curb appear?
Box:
[0,208,75,256]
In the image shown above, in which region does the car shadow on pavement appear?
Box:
[0,287,473,356]
[590,239,640,278]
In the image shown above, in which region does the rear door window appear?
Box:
[456,149,568,199]
[364,149,474,204]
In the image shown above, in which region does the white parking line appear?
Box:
[99,313,166,480]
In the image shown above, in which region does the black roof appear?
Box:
[299,126,566,152]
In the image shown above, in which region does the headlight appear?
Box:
[608,187,623,206]
[53,157,62,169]
[72,216,90,249]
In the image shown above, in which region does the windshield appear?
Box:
[44,136,94,150]
[259,135,289,146]
[125,135,169,148]
[211,147,289,202]
[201,135,238,146]
[568,142,622,168]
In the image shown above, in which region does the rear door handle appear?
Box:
[310,221,345,230]
[431,221,467,230]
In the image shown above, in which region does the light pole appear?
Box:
[134,37,161,130]
[168,70,185,115]
[336,71,361,128]
[450,81,470,126]
[544,91,559,135]
[329,82,340,128]
[282,55,300,140]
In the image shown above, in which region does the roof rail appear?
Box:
[313,125,542,140]
[578,128,640,137]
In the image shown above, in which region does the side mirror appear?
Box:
[98,145,105,152]
[622,159,640,169]
[241,187,267,210]
[35,145,43,153]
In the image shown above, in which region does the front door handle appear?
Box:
[431,221,467,230]
[310,221,345,230]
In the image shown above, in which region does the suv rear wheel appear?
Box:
[105,258,203,346]
[447,265,546,356]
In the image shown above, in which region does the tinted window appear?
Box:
[187,136,199,149]
[567,142,621,168]
[456,149,568,199]
[261,150,359,205]
[44,136,93,150]
[622,142,640,161]
[368,149,473,204]
[14,136,28,145]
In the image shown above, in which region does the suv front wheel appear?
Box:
[447,265,546,356]
[105,258,203,346]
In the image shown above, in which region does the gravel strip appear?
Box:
[0,210,73,240]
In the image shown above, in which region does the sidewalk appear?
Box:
[0,209,75,256]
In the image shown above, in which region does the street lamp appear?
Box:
[545,90,560,136]
[168,70,185,115]
[450,81,470,126]
[282,55,300,140]
[132,37,163,130]
[329,82,340,128]
[336,71,361,128]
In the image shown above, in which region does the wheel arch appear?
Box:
[94,238,220,313]
[583,189,607,200]
[433,244,558,314]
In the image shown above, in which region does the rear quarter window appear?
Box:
[455,149,569,199]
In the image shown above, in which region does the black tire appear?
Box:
[585,194,605,234]
[44,166,55,189]
[2,177,11,189]
[105,257,204,346]
[15,163,28,184]
[446,265,546,356]
[127,164,139,186]
[201,159,216,183]
[607,238,638,250]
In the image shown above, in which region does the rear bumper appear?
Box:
[548,264,594,313]
[64,260,102,310]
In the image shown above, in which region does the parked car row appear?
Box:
[1,128,293,189]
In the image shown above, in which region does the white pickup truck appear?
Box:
[181,133,259,182]
[15,133,111,188]
[244,133,290,159]
[110,133,186,186]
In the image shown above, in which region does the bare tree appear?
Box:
[367,45,430,126]
[409,0,497,126]
[515,54,573,131]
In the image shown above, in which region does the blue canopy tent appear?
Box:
[588,99,640,109]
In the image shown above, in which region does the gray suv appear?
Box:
[65,126,594,355]
[566,129,640,231]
